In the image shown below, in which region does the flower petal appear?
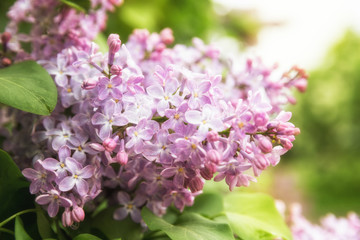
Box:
[59,176,76,192]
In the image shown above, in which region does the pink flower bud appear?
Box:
[206,130,219,142]
[81,78,98,90]
[258,136,273,153]
[155,43,166,52]
[103,138,117,152]
[160,28,174,45]
[107,34,121,53]
[72,206,85,222]
[207,149,221,164]
[280,138,293,150]
[254,112,269,127]
[110,65,122,76]
[62,209,73,227]
[294,78,307,93]
[1,57,12,67]
[188,176,204,193]
[115,150,128,165]
[200,163,217,180]
[253,155,270,170]
[1,32,11,44]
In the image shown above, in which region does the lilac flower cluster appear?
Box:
[17,29,306,226]
[5,0,123,60]
[289,204,360,240]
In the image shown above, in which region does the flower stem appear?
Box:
[0,209,37,228]
[0,227,14,235]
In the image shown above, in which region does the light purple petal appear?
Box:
[113,207,127,220]
[65,157,80,174]
[139,129,154,141]
[29,180,42,194]
[55,74,68,87]
[104,100,115,118]
[174,173,185,188]
[92,113,108,125]
[130,208,142,223]
[99,124,112,140]
[185,110,202,125]
[157,99,168,117]
[98,87,109,101]
[59,176,76,192]
[113,115,128,126]
[59,197,72,207]
[147,85,164,99]
[161,167,177,178]
[35,194,52,205]
[80,166,94,179]
[22,168,39,180]
[198,81,211,93]
[42,158,59,171]
[209,119,224,132]
[76,179,89,196]
[117,192,131,204]
[52,136,66,151]
[58,146,71,161]
[48,201,59,217]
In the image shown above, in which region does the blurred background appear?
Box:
[2,0,360,221]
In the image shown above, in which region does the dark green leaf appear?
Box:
[0,61,57,115]
[36,206,55,239]
[185,193,223,217]
[73,233,103,240]
[142,208,235,240]
[15,216,32,240]
[224,192,292,240]
[91,207,143,240]
[60,0,91,13]
[0,149,34,221]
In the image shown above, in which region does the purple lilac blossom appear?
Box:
[3,4,307,225]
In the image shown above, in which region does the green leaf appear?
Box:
[36,206,55,239]
[91,207,143,240]
[73,233,103,240]
[0,60,57,115]
[185,193,223,217]
[142,208,235,240]
[15,216,32,240]
[224,192,292,240]
[60,0,91,13]
[0,149,34,221]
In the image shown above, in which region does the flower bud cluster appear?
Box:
[18,29,306,225]
[5,0,122,60]
[288,204,360,240]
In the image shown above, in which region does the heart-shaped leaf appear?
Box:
[142,208,235,240]
[224,192,292,240]
[0,149,34,221]
[0,61,57,115]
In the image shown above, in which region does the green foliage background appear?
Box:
[285,31,360,218]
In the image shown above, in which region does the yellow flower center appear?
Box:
[60,163,65,168]
[78,146,83,151]
[194,92,198,98]
[127,204,133,210]
[74,174,79,179]
[178,167,184,173]
[134,131,138,137]
[202,120,207,124]
[191,144,197,149]
[174,114,180,120]
[107,84,113,89]
[67,88,72,93]
[109,119,113,123]
[164,96,169,100]
[238,122,244,129]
